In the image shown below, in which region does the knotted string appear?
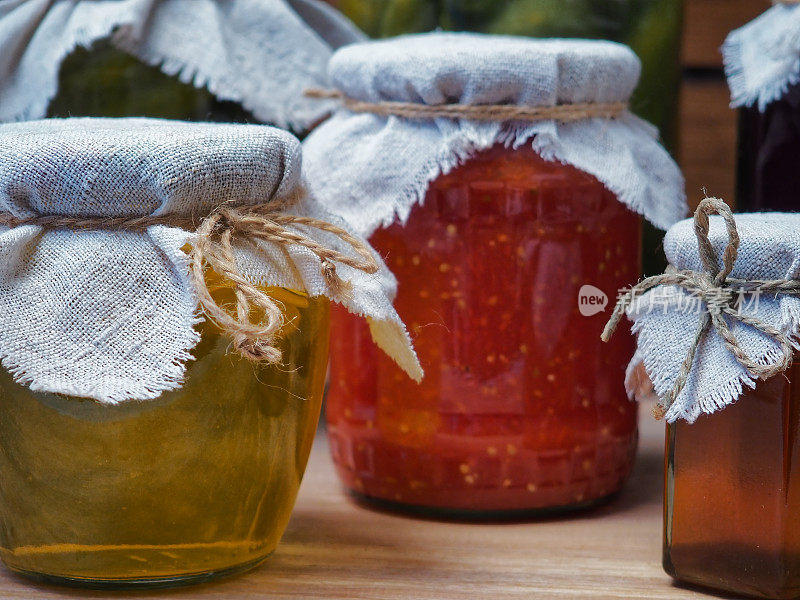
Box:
[0,190,379,364]
[601,198,799,419]
[305,88,628,122]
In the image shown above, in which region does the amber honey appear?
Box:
[0,285,329,587]
[665,361,800,599]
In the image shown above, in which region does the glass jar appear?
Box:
[0,282,329,588]
[326,144,641,516]
[736,84,800,212]
[664,359,800,599]
[46,39,255,123]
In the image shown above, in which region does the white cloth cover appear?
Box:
[0,118,420,404]
[626,212,800,423]
[723,3,800,111]
[0,0,365,130]
[302,33,687,237]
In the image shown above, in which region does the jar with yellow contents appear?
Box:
[0,118,419,588]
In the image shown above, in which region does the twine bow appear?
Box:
[601,198,799,418]
[0,190,379,364]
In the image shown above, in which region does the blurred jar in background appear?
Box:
[725,4,800,213]
[47,40,254,122]
[736,86,800,212]
[0,1,362,131]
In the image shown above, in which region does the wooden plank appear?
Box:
[682,0,767,68]
[678,78,738,209]
[0,405,723,600]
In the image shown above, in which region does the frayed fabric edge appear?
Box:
[1,14,133,123]
[629,304,800,424]
[111,29,331,132]
[366,118,684,238]
[722,5,800,111]
[1,11,331,130]
[0,226,203,405]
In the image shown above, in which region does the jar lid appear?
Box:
[0,117,421,404]
[617,200,800,423]
[665,211,800,280]
[303,32,686,237]
[329,34,640,106]
[0,118,301,218]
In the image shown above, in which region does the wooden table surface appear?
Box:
[0,407,744,600]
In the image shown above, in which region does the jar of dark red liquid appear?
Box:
[619,199,800,598]
[724,3,800,212]
[303,33,687,517]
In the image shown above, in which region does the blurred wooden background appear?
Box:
[680,0,768,209]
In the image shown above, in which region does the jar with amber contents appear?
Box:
[616,200,800,598]
[0,118,416,588]
[664,366,800,599]
[303,33,686,516]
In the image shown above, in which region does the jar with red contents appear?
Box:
[303,32,687,516]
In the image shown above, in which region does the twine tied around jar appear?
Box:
[305,88,628,122]
[0,190,379,364]
[601,198,800,419]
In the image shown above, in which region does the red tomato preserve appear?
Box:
[327,144,641,515]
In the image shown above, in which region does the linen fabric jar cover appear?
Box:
[0,118,420,404]
[301,32,686,238]
[0,0,364,130]
[610,199,800,423]
[723,1,800,112]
